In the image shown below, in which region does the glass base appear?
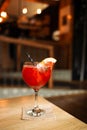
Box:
[27,108,45,117]
[22,105,56,120]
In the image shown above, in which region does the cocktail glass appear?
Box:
[22,58,56,117]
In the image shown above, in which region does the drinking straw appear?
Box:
[26,53,35,65]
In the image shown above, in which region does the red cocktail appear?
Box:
[22,63,51,91]
[22,58,57,117]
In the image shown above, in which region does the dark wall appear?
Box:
[42,4,59,39]
[72,0,87,80]
[0,0,5,7]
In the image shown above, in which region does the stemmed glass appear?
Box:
[22,59,56,117]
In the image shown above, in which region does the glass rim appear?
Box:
[23,61,38,65]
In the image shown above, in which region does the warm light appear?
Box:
[37,9,41,14]
[0,17,3,23]
[22,8,28,14]
[67,14,72,20]
[1,11,7,18]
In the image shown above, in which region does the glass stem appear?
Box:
[34,90,39,109]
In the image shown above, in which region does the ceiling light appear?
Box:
[37,9,41,14]
[1,11,7,18]
[22,8,28,14]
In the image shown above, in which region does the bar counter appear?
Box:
[0,95,87,130]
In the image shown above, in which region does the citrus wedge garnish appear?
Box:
[37,57,57,70]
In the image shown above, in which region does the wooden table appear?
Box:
[0,95,87,130]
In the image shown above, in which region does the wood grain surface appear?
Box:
[0,95,87,130]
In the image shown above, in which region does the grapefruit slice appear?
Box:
[37,57,57,70]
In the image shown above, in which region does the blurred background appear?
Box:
[0,0,87,123]
[0,0,87,86]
